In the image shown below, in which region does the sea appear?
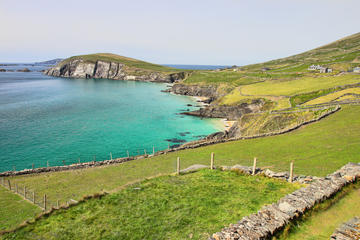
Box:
[0,64,226,172]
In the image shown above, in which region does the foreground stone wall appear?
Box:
[331,217,360,240]
[210,163,360,240]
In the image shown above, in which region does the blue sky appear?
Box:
[1,0,359,65]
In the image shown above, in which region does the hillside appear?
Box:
[44,53,189,83]
[169,33,360,140]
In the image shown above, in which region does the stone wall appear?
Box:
[331,217,360,240]
[210,163,360,240]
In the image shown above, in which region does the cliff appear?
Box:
[44,53,190,83]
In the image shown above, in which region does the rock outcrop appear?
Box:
[184,99,266,119]
[44,59,189,83]
[170,83,218,98]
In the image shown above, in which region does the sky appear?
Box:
[0,0,359,65]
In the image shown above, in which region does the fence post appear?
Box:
[33,191,35,203]
[7,179,11,190]
[78,158,81,164]
[289,161,294,183]
[24,186,26,198]
[57,200,60,208]
[47,161,49,167]
[1,177,4,186]
[144,149,147,155]
[127,150,130,158]
[177,157,180,175]
[153,146,155,155]
[43,194,47,210]
[210,152,214,170]
[252,157,257,175]
[110,152,112,160]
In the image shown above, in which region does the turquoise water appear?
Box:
[0,66,220,172]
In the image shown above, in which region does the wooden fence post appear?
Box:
[110,152,112,160]
[78,158,81,164]
[153,146,155,155]
[57,200,60,208]
[127,150,130,158]
[7,179,11,190]
[43,194,47,210]
[47,161,49,167]
[24,186,26,199]
[1,177,4,186]
[144,149,147,155]
[252,157,257,175]
[177,157,180,175]
[289,161,294,183]
[210,152,214,170]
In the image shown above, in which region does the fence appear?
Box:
[1,152,298,213]
[0,177,61,210]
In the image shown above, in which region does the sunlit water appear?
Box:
[0,64,221,172]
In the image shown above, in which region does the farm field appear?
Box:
[1,170,300,240]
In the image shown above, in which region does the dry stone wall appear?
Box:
[210,163,360,240]
[331,217,360,240]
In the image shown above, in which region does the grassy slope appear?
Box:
[5,105,360,207]
[2,170,300,240]
[59,53,182,73]
[182,33,360,108]
[240,74,360,96]
[278,182,360,240]
[0,187,41,231]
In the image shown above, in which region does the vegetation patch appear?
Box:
[0,187,41,231]
[304,87,360,105]
[240,75,360,96]
[2,170,299,240]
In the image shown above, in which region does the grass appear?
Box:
[5,105,360,208]
[59,53,183,73]
[240,74,360,96]
[0,186,41,231]
[2,170,300,240]
[276,182,360,240]
[304,87,360,105]
[219,88,291,110]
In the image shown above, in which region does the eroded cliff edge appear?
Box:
[44,58,189,83]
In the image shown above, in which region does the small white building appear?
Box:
[319,67,332,73]
[354,67,360,73]
[308,65,322,71]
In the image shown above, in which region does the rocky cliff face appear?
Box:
[170,83,218,98]
[44,59,188,83]
[183,99,266,119]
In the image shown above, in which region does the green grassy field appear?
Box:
[4,105,360,214]
[2,170,300,240]
[277,182,360,240]
[0,187,41,231]
[240,75,360,96]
